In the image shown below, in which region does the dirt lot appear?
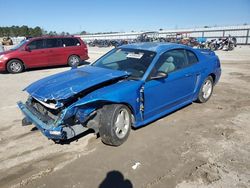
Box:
[0,46,250,188]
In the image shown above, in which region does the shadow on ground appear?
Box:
[56,129,95,145]
[99,170,133,188]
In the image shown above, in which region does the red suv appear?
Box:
[0,36,89,73]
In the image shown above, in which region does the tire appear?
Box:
[68,55,81,67]
[99,104,132,146]
[7,59,24,73]
[229,43,234,51]
[209,44,216,51]
[196,76,214,103]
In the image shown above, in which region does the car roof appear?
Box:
[28,35,78,40]
[120,42,190,54]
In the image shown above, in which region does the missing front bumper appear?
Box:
[17,101,89,140]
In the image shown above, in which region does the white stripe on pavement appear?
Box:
[89,51,107,54]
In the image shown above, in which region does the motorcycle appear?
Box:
[222,36,237,51]
[208,36,237,51]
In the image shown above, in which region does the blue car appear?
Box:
[18,43,221,146]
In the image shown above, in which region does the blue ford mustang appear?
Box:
[18,43,221,146]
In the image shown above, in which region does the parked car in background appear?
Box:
[2,37,13,45]
[0,36,89,73]
[0,44,4,52]
[18,43,221,146]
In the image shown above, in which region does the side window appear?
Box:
[186,50,199,65]
[62,38,80,47]
[27,39,44,50]
[46,38,63,48]
[73,38,81,46]
[153,49,188,75]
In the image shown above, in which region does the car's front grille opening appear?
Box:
[26,98,61,124]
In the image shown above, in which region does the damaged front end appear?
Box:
[17,95,98,141]
[17,66,132,141]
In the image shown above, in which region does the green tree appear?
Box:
[42,29,48,35]
[32,26,42,37]
[20,25,29,36]
[0,25,67,37]
[80,31,87,35]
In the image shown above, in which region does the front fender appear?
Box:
[62,80,144,125]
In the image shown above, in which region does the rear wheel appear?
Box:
[209,43,216,51]
[228,43,234,51]
[196,76,214,103]
[99,104,131,146]
[68,55,81,67]
[7,59,24,73]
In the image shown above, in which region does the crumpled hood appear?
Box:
[25,66,129,101]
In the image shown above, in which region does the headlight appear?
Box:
[0,55,5,60]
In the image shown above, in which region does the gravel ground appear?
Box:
[0,46,250,188]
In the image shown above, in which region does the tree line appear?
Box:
[0,25,70,37]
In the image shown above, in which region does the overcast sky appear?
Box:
[1,0,250,33]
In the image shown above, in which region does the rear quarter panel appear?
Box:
[63,46,88,63]
[192,49,221,100]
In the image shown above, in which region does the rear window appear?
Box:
[186,50,199,65]
[62,38,80,47]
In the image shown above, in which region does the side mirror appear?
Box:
[25,46,31,51]
[151,71,168,80]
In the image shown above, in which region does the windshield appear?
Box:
[92,48,156,79]
[11,39,29,50]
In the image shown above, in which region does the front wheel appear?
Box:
[99,104,132,146]
[196,76,214,103]
[7,59,24,73]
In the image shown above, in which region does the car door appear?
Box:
[143,49,197,119]
[21,39,47,67]
[45,38,65,65]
